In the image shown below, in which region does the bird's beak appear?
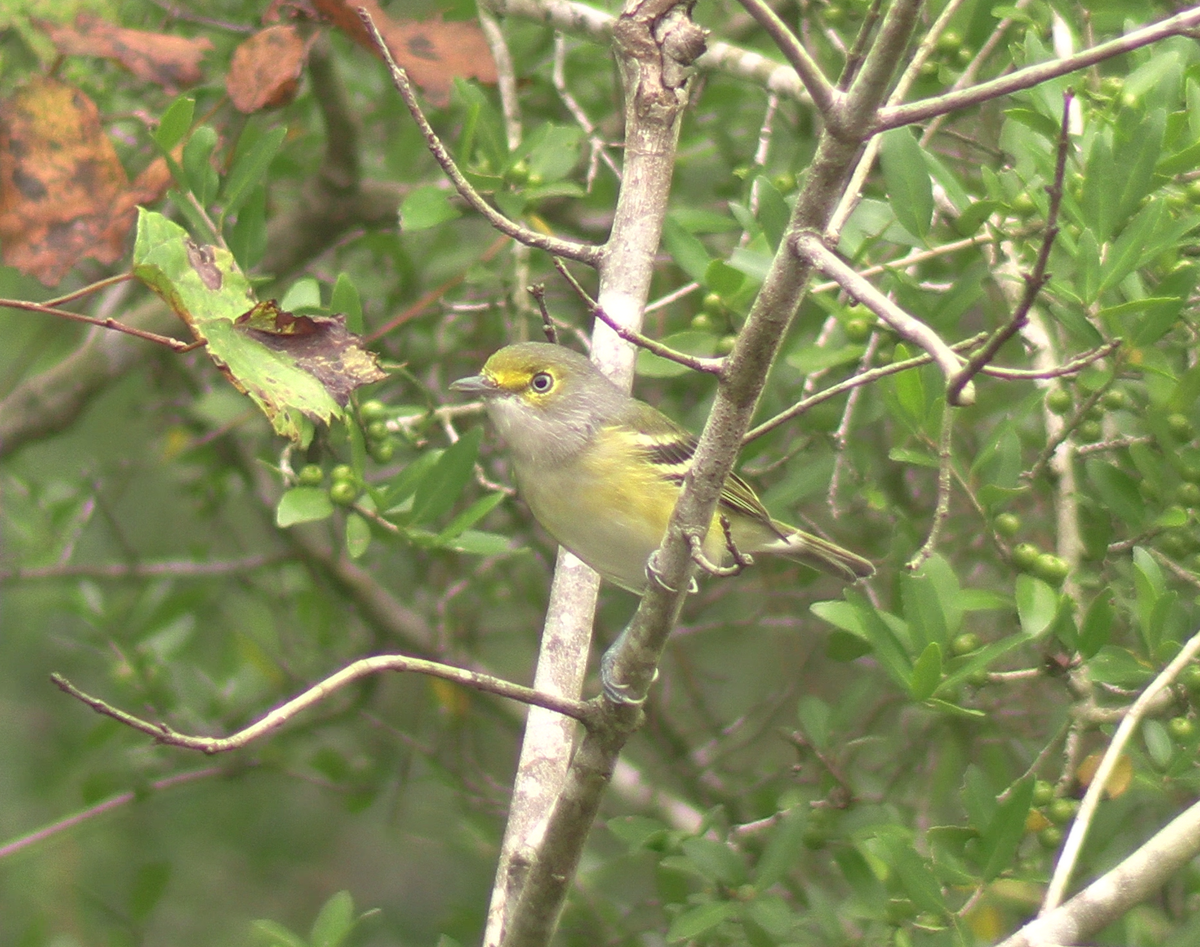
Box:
[450,373,497,396]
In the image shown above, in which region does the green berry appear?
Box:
[297,463,325,487]
[1012,542,1041,571]
[1012,192,1038,219]
[1168,716,1195,741]
[1047,797,1078,824]
[967,669,990,687]
[690,313,713,331]
[370,438,396,463]
[772,172,796,193]
[1180,664,1200,693]
[1038,825,1064,849]
[1045,388,1072,415]
[702,292,724,316]
[1077,420,1104,443]
[994,512,1021,538]
[1178,483,1200,508]
[935,29,962,54]
[950,632,981,656]
[1101,388,1128,410]
[366,419,389,441]
[330,464,355,484]
[329,480,359,506]
[360,399,388,422]
[505,159,529,186]
[1032,780,1055,807]
[1168,413,1195,441]
[1033,553,1070,585]
[844,317,873,343]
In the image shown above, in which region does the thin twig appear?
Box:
[52,656,594,753]
[907,405,956,569]
[947,90,1074,403]
[0,767,226,861]
[745,333,988,443]
[528,284,560,343]
[357,8,602,267]
[791,232,975,404]
[552,258,725,374]
[552,33,621,187]
[0,296,197,352]
[734,0,838,116]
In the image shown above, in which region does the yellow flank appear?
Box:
[516,423,724,591]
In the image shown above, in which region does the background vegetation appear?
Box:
[4,0,1200,945]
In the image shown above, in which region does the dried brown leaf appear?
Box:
[0,79,135,285]
[228,25,312,113]
[312,0,496,106]
[43,14,213,92]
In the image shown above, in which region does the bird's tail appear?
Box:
[769,521,875,581]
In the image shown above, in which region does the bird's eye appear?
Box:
[530,371,554,393]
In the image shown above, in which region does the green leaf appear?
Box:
[938,635,1030,695]
[753,809,807,891]
[411,426,483,524]
[1097,199,1167,297]
[980,777,1034,881]
[227,184,267,270]
[401,185,462,231]
[346,512,371,558]
[523,123,584,182]
[223,125,288,221]
[663,217,712,284]
[1144,718,1174,769]
[681,837,747,886]
[847,590,913,690]
[826,630,872,661]
[909,642,943,701]
[380,451,443,512]
[134,211,376,445]
[154,96,195,152]
[797,695,831,750]
[834,847,888,912]
[277,487,335,527]
[1079,594,1114,659]
[331,273,364,335]
[1015,574,1058,638]
[1086,460,1146,528]
[435,491,506,543]
[704,259,745,297]
[880,127,933,240]
[310,890,355,947]
[876,830,945,914]
[667,902,737,942]
[182,125,219,206]
[901,563,954,650]
[251,920,308,947]
[755,175,791,250]
[439,529,514,556]
[129,861,172,922]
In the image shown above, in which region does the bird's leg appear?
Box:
[599,627,658,705]
[687,517,753,577]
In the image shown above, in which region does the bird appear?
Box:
[451,341,873,593]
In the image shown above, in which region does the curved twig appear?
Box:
[52,656,594,753]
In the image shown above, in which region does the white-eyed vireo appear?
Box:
[451,342,873,592]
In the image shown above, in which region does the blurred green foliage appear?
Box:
[4,0,1200,945]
